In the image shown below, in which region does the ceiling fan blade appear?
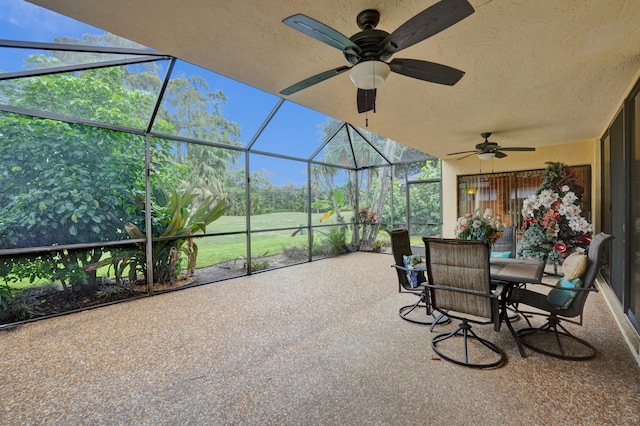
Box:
[495,151,508,159]
[447,150,477,156]
[381,0,475,54]
[497,147,536,152]
[357,88,376,113]
[389,58,465,86]
[280,66,350,95]
[455,153,477,161]
[282,14,360,54]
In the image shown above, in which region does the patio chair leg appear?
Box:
[504,312,527,357]
[431,320,504,369]
[398,294,430,324]
[516,316,596,360]
[429,312,450,331]
[400,294,450,326]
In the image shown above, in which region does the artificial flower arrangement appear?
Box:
[455,208,506,245]
[517,162,592,266]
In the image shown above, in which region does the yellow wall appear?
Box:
[441,140,599,238]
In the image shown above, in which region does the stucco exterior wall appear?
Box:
[441,140,598,238]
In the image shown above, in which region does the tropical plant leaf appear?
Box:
[320,211,333,223]
[125,222,146,240]
[311,200,332,210]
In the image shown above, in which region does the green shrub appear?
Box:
[327,226,347,255]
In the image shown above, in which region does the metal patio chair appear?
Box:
[509,232,614,360]
[423,237,507,368]
[388,229,448,326]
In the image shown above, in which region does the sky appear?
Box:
[0,0,406,186]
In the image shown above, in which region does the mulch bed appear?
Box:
[0,254,296,327]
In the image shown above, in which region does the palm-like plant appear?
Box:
[89,188,228,285]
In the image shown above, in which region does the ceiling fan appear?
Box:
[279,0,475,114]
[447,132,536,160]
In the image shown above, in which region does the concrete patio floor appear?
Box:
[1,252,639,425]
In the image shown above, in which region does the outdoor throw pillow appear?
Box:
[562,253,588,280]
[491,251,511,258]
[403,254,422,288]
[547,277,583,309]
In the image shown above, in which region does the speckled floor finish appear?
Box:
[1,252,639,425]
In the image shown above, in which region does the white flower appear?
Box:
[538,189,558,209]
[522,195,538,217]
[522,184,592,241]
[568,216,592,233]
[562,191,577,205]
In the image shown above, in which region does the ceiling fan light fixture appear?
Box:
[477,152,496,160]
[349,60,390,90]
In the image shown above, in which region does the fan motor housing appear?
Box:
[476,142,498,151]
[345,29,391,64]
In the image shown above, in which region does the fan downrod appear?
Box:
[347,10,391,64]
[480,132,492,140]
[356,9,380,30]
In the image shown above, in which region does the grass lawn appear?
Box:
[198,211,358,266]
[4,211,358,289]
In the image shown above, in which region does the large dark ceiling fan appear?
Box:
[279,0,475,114]
[448,132,536,160]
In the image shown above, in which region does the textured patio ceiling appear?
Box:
[30,0,640,159]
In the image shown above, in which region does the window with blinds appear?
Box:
[457,166,591,228]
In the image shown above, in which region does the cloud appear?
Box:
[0,0,96,41]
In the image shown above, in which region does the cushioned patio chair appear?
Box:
[509,232,613,360]
[422,237,507,368]
[388,229,448,326]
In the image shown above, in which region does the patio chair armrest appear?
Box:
[525,281,557,289]
[392,264,426,273]
[391,264,412,273]
[423,283,495,299]
[524,282,598,292]
[492,282,506,297]
[490,283,507,331]
[569,286,598,293]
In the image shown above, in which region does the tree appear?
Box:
[0,36,240,291]
[314,120,379,248]
[0,84,173,291]
[20,32,243,203]
[405,160,442,236]
[0,113,145,247]
[313,119,440,250]
[156,74,242,203]
[517,162,592,267]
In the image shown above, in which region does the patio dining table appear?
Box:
[490,257,545,357]
[490,257,545,285]
[410,244,545,284]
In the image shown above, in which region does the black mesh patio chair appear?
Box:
[491,225,520,320]
[508,232,613,360]
[492,225,517,257]
[423,237,507,369]
[388,229,448,326]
